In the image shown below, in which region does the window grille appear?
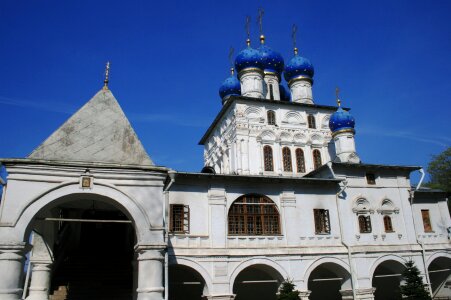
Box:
[282,147,292,172]
[267,110,276,125]
[228,195,281,235]
[383,215,394,232]
[295,148,306,173]
[313,149,322,169]
[263,145,274,171]
[358,215,372,233]
[170,204,190,233]
[421,210,432,232]
[308,114,316,129]
[314,209,330,234]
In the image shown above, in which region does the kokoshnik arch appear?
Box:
[0,16,450,300]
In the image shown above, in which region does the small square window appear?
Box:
[366,173,376,185]
[314,209,330,234]
[421,209,433,233]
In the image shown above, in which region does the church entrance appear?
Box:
[48,199,135,300]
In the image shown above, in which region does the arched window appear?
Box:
[267,110,276,125]
[263,145,274,171]
[228,194,281,235]
[358,215,372,233]
[308,114,316,129]
[295,148,306,173]
[383,215,393,232]
[282,147,292,172]
[313,149,322,169]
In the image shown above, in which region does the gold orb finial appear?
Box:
[260,34,265,44]
[230,67,235,76]
[246,38,251,47]
[103,61,110,90]
[294,47,298,55]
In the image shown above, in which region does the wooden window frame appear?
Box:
[313,149,322,170]
[228,194,281,236]
[295,148,306,173]
[383,215,394,232]
[308,114,316,129]
[170,204,190,234]
[314,209,331,234]
[263,145,274,172]
[421,209,433,233]
[358,215,372,233]
[267,110,276,125]
[282,147,293,172]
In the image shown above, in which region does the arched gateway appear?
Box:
[0,88,168,300]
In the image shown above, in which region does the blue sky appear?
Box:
[0,0,450,183]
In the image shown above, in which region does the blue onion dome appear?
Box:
[329,104,356,133]
[279,84,290,101]
[284,48,314,83]
[234,39,264,74]
[219,68,241,99]
[257,35,284,74]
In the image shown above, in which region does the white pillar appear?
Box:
[340,288,376,300]
[239,69,264,98]
[241,138,249,175]
[135,246,165,300]
[0,243,27,300]
[298,290,311,300]
[289,78,313,104]
[26,260,52,300]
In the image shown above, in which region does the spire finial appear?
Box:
[103,61,110,90]
[228,47,235,75]
[335,87,341,107]
[291,24,298,55]
[245,16,251,46]
[257,8,265,44]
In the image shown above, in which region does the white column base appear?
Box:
[205,294,235,300]
[0,243,27,300]
[298,290,311,300]
[26,260,52,300]
[135,245,165,300]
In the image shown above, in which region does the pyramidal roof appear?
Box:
[28,89,154,166]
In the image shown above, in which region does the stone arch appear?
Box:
[169,257,213,295]
[371,256,407,300]
[303,257,351,286]
[259,130,276,143]
[245,106,263,121]
[14,181,151,243]
[305,257,352,300]
[369,254,406,279]
[426,251,451,267]
[282,111,304,125]
[293,133,307,145]
[279,132,293,143]
[427,252,451,296]
[229,257,288,293]
[230,258,287,300]
[321,115,330,129]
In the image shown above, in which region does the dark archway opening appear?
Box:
[428,257,451,298]
[47,198,135,300]
[372,260,406,300]
[308,263,351,300]
[169,264,207,300]
[233,264,282,300]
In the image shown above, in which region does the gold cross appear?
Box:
[257,8,264,35]
[292,24,298,55]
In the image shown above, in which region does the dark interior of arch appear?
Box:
[308,263,350,300]
[233,264,282,300]
[169,264,207,300]
[372,260,406,300]
[34,198,136,300]
[428,257,451,296]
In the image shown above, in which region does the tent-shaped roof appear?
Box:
[28,89,153,166]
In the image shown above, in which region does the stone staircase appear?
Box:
[50,253,133,300]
